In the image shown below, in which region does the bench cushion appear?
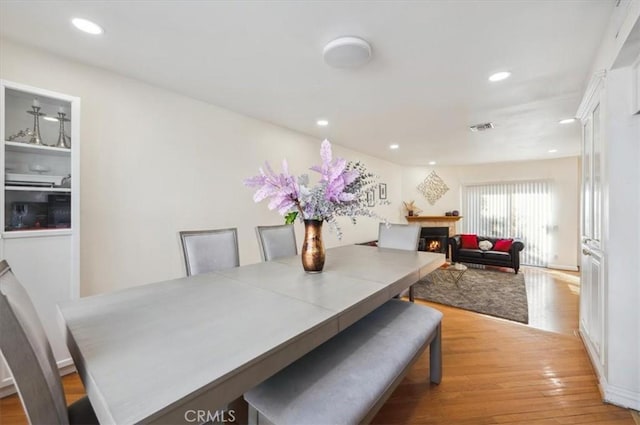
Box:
[244,299,443,425]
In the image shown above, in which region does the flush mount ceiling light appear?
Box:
[389,144,399,150]
[428,161,437,165]
[323,36,372,69]
[559,118,576,124]
[548,149,558,153]
[316,119,329,127]
[488,71,511,82]
[72,18,104,35]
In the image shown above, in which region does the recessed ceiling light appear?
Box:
[559,118,576,124]
[488,71,511,82]
[548,149,558,153]
[42,116,59,122]
[428,161,437,165]
[72,18,104,35]
[389,144,399,150]
[316,119,329,127]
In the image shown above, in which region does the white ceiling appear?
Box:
[0,1,614,166]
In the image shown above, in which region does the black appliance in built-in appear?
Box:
[6,194,70,231]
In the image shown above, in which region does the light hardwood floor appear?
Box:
[372,267,634,424]
[0,267,635,424]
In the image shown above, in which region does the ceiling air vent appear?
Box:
[469,122,494,132]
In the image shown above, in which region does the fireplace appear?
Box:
[419,227,449,256]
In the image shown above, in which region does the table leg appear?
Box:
[452,269,466,287]
[229,396,248,424]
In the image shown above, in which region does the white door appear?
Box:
[579,75,606,368]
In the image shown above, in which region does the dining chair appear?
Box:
[179,228,240,276]
[255,224,297,261]
[378,223,421,251]
[0,260,98,425]
[377,223,421,301]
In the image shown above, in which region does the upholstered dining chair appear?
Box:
[0,260,98,425]
[377,223,421,301]
[179,228,240,276]
[378,223,421,251]
[256,224,297,261]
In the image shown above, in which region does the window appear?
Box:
[463,180,552,267]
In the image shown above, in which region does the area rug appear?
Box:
[412,267,529,324]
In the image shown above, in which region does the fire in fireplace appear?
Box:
[428,240,442,252]
[419,227,449,256]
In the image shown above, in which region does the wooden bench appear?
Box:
[244,299,443,425]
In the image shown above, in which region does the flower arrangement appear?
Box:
[245,139,385,238]
[403,200,422,216]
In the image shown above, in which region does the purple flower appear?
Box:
[245,139,386,237]
[243,159,301,215]
[310,140,359,203]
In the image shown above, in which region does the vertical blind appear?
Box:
[462,180,552,267]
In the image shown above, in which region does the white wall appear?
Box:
[0,37,583,297]
[401,157,580,269]
[0,39,403,295]
[602,65,640,406]
[579,3,640,407]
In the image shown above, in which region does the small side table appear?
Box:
[434,262,467,287]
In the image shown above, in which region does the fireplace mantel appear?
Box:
[405,215,463,237]
[405,216,463,222]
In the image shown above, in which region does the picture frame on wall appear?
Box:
[379,183,387,200]
[367,189,375,207]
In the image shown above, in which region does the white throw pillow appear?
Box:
[478,240,493,251]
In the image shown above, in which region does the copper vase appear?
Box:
[301,219,325,273]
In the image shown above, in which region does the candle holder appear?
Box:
[26,105,46,145]
[55,112,71,149]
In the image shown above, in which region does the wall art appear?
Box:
[417,171,449,205]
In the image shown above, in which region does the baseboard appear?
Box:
[0,377,14,398]
[604,384,640,411]
[579,329,640,411]
[547,264,579,271]
[0,358,75,398]
[59,360,77,378]
[579,328,607,394]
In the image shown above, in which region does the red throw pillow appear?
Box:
[460,234,479,249]
[494,239,513,252]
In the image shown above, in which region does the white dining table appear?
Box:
[58,245,444,425]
